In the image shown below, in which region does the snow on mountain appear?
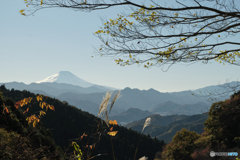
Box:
[35,71,95,88]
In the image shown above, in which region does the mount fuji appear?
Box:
[35,71,94,88]
[0,71,117,97]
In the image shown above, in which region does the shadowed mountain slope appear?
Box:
[125,113,208,143]
[0,85,165,160]
[109,108,153,124]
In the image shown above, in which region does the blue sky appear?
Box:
[0,0,239,92]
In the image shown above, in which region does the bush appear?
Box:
[160,128,200,160]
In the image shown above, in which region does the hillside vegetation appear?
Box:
[1,85,240,160]
[0,85,164,160]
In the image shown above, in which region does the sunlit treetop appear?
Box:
[21,0,240,69]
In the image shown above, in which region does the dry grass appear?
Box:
[98,91,112,116]
[109,90,121,114]
[142,117,151,133]
[97,90,153,160]
[98,90,121,127]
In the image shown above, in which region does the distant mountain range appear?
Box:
[0,71,117,97]
[54,88,212,118]
[0,71,237,118]
[0,82,113,97]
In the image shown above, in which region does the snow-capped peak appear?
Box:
[35,71,94,88]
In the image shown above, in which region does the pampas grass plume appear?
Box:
[98,91,112,116]
[142,117,151,133]
[139,156,148,160]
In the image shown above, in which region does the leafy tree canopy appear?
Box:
[204,90,240,148]
[21,0,240,69]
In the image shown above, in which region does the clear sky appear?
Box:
[0,0,239,92]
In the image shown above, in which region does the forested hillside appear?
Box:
[0,85,164,160]
[0,86,65,159]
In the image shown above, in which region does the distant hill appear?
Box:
[108,108,153,124]
[125,113,208,143]
[151,101,182,113]
[56,91,124,116]
[125,114,188,128]
[151,101,210,115]
[155,113,208,143]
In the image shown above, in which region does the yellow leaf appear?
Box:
[20,100,25,107]
[48,105,55,111]
[28,97,32,103]
[39,102,42,109]
[40,102,46,109]
[37,95,43,101]
[33,121,37,127]
[129,54,132,58]
[19,10,25,14]
[109,120,118,125]
[106,41,108,45]
[107,131,118,136]
[181,38,186,42]
[39,111,46,117]
[218,35,220,37]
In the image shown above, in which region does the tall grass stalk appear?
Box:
[98,91,121,160]
[71,90,121,160]
[110,137,116,160]
[134,117,151,160]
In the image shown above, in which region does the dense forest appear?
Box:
[0,85,164,160]
[0,85,240,160]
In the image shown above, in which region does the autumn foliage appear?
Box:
[0,87,63,159]
[10,95,54,127]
